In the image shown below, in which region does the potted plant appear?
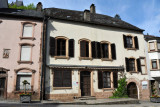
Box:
[20,80,31,103]
[150,84,160,103]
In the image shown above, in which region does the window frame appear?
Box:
[124,35,137,50]
[139,57,147,75]
[54,36,69,59]
[79,38,92,60]
[20,22,36,40]
[148,41,156,52]
[151,59,158,70]
[52,69,72,89]
[18,43,34,64]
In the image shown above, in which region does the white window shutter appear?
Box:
[21,46,31,61]
[23,24,33,37]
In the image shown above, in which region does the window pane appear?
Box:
[57,39,66,56]
[53,70,63,87]
[21,46,31,61]
[149,42,155,50]
[102,44,108,58]
[126,37,133,48]
[80,41,89,57]
[129,59,135,71]
[16,75,31,90]
[63,70,71,87]
[23,24,33,37]
[103,72,111,88]
[152,60,157,69]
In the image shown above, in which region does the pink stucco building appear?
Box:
[0,9,43,100]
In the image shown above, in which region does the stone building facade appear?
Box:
[44,4,150,100]
[0,9,43,100]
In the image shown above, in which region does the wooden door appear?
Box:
[0,78,5,98]
[80,71,91,96]
[127,82,138,99]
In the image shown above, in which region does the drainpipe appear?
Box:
[40,16,48,100]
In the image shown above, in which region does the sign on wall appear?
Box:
[142,81,148,89]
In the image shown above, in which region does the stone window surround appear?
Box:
[54,36,69,60]
[17,43,34,64]
[148,41,160,52]
[124,35,136,50]
[13,68,36,93]
[100,41,112,61]
[20,22,36,40]
[79,38,92,60]
[150,59,159,70]
[51,69,72,89]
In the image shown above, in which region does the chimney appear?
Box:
[84,9,90,21]
[36,2,42,11]
[114,14,121,20]
[90,4,95,13]
[0,0,8,8]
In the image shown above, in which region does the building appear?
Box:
[144,35,160,96]
[44,4,150,100]
[0,6,43,100]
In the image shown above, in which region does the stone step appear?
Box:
[77,96,96,100]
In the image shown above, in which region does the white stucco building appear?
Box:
[145,35,160,96]
[44,4,150,100]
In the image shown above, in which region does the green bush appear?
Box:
[110,77,128,98]
[8,3,36,10]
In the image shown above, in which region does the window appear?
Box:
[3,49,10,58]
[20,46,31,61]
[91,41,116,60]
[16,75,32,91]
[149,42,155,51]
[157,43,160,51]
[151,60,158,69]
[125,57,141,72]
[129,59,136,71]
[139,57,147,74]
[101,43,109,58]
[53,70,72,87]
[50,36,74,59]
[20,22,36,40]
[123,35,139,49]
[23,24,33,37]
[57,39,66,56]
[98,71,118,89]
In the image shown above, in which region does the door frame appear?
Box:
[127,82,138,99]
[78,70,94,97]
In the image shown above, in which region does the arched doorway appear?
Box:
[80,71,91,96]
[127,82,138,99]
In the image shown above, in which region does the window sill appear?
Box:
[54,56,69,60]
[103,88,114,90]
[20,37,35,40]
[17,61,33,64]
[13,90,34,94]
[79,57,92,60]
[150,69,159,71]
[148,50,160,53]
[129,71,139,74]
[101,58,112,61]
[53,87,72,90]
[126,48,137,50]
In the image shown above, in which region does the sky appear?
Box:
[9,0,160,36]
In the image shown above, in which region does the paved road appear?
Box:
[0,101,160,107]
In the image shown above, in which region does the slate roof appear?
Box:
[44,8,144,32]
[144,35,160,40]
[0,8,43,19]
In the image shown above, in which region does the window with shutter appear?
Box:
[129,58,136,71]
[53,70,72,87]
[101,43,109,58]
[126,36,133,48]
[57,39,66,56]
[149,42,155,51]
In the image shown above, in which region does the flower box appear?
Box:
[20,95,31,103]
[150,97,160,103]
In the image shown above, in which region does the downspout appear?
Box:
[40,16,48,100]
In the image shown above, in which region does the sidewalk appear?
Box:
[42,98,140,105]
